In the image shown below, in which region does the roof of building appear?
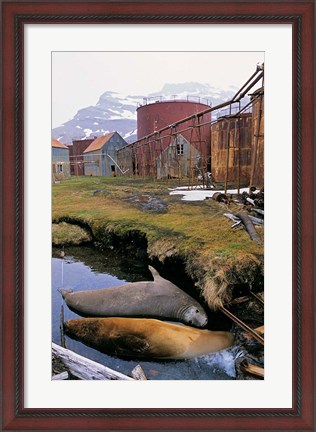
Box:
[83,132,116,153]
[52,138,69,150]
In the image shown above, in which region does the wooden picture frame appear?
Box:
[1,1,314,430]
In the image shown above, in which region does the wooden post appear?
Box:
[60,304,66,348]
[52,371,69,380]
[224,118,231,194]
[250,93,263,189]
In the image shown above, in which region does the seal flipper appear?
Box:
[148,265,161,281]
[57,287,73,298]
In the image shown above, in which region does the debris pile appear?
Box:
[227,292,264,380]
[241,186,264,209]
[222,187,264,244]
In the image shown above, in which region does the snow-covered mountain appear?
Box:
[52,83,237,144]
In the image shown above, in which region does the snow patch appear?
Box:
[169,186,249,201]
[83,128,93,137]
[123,129,137,139]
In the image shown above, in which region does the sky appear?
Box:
[52,51,264,128]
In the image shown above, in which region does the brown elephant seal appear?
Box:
[59,266,208,327]
[64,317,234,360]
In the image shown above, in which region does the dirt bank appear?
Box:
[52,177,264,310]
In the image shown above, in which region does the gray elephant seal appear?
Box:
[64,317,234,360]
[59,266,208,327]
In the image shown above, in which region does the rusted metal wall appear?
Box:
[116,145,135,176]
[117,106,211,179]
[211,113,253,187]
[70,139,94,175]
[137,100,210,140]
[135,101,211,177]
[250,89,264,189]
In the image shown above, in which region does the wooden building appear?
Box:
[211,113,253,188]
[83,132,127,176]
[116,108,211,180]
[156,134,202,179]
[249,88,264,189]
[52,138,70,181]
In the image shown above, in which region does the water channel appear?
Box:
[52,245,236,380]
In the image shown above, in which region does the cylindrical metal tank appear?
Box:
[137,100,210,140]
[211,113,253,187]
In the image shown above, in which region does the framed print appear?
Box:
[1,1,315,431]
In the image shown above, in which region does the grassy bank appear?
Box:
[52,176,264,309]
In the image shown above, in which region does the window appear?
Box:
[176,143,184,155]
[57,163,63,173]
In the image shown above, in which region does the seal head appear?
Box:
[181,305,208,327]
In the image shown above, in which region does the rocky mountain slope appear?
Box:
[52,82,237,144]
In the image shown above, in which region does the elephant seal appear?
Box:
[64,317,234,360]
[59,266,208,327]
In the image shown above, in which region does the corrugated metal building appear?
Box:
[117,99,212,179]
[156,134,202,179]
[69,139,95,176]
[249,88,264,189]
[210,89,264,189]
[211,113,253,187]
[52,139,70,181]
[83,132,127,176]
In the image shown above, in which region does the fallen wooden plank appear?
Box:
[52,343,135,381]
[246,197,255,206]
[240,360,264,379]
[224,213,263,226]
[249,215,264,225]
[52,371,69,380]
[253,208,264,216]
[131,365,148,380]
[236,211,261,244]
[223,213,240,223]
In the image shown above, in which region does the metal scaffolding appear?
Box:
[116,66,264,189]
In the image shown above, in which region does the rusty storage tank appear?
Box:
[211,113,253,187]
[136,98,212,176]
[137,98,211,140]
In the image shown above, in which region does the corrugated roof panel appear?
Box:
[52,139,68,149]
[83,132,116,153]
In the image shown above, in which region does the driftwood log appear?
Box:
[131,365,148,380]
[236,211,261,244]
[253,208,264,216]
[224,213,263,226]
[52,343,135,381]
[52,371,69,380]
[239,360,264,379]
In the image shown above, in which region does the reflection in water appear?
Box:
[52,246,236,380]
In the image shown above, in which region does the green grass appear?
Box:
[52,176,264,309]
